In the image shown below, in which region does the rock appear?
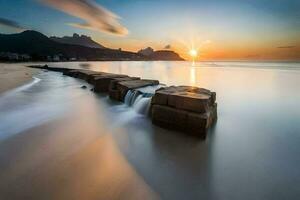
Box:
[151,86,217,138]
[86,72,111,83]
[108,77,141,101]
[116,79,159,101]
[27,65,71,73]
[152,105,188,130]
[92,74,129,93]
[26,65,218,138]
[63,69,103,80]
[152,86,215,113]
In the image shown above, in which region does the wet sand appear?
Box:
[0,72,159,200]
[0,63,39,93]
[0,113,158,200]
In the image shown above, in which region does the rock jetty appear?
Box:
[27,65,217,138]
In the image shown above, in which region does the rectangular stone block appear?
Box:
[168,92,211,113]
[151,105,188,130]
[108,89,121,101]
[151,86,217,138]
[109,77,141,90]
[108,77,141,101]
[116,79,159,101]
[86,72,111,83]
[151,90,168,105]
[89,73,127,85]
[63,70,103,81]
[93,74,129,93]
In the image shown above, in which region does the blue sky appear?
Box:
[0,0,299,60]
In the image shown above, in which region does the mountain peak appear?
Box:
[138,47,154,56]
[73,33,80,38]
[20,30,46,36]
[50,33,105,49]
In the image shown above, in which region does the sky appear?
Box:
[0,0,299,61]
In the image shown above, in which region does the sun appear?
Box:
[189,49,198,58]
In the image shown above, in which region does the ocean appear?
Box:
[0,61,299,200]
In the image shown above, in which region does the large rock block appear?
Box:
[87,73,119,84]
[63,69,103,81]
[92,74,129,93]
[152,86,216,113]
[108,77,141,101]
[85,72,108,83]
[116,79,159,101]
[151,86,217,138]
[152,105,188,130]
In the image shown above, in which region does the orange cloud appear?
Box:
[40,0,128,36]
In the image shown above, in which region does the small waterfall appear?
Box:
[124,90,152,115]
[124,90,141,106]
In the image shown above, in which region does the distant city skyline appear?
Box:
[0,0,299,61]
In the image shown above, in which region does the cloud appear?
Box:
[164,44,171,49]
[0,18,25,31]
[39,0,128,36]
[277,46,296,49]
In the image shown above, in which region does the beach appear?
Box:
[0,63,39,93]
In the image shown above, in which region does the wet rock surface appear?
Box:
[27,65,217,139]
[92,74,129,93]
[109,77,141,101]
[116,79,160,101]
[151,86,217,138]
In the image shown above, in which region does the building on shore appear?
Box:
[0,52,31,61]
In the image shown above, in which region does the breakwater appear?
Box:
[28,65,217,139]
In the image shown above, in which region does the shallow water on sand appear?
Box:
[0,61,300,200]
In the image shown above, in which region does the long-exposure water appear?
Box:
[0,61,300,200]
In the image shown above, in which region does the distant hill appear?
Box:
[150,50,184,61]
[138,47,154,56]
[50,33,105,49]
[0,30,184,61]
[138,47,184,61]
[0,30,142,61]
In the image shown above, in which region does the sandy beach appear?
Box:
[0,63,39,93]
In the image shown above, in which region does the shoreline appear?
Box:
[0,64,39,94]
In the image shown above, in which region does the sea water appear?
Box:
[0,61,299,200]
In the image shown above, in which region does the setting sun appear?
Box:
[189,49,198,58]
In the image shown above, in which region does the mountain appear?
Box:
[0,30,184,61]
[0,30,142,61]
[50,33,105,49]
[150,50,184,61]
[138,47,184,61]
[138,47,154,56]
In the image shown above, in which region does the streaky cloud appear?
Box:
[277,46,296,49]
[39,0,128,36]
[0,18,25,31]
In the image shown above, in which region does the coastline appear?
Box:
[0,63,39,94]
